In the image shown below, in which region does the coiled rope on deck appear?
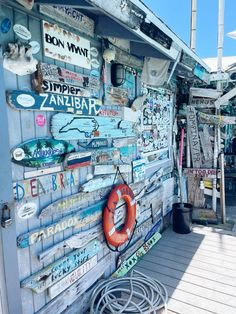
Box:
[90,270,168,314]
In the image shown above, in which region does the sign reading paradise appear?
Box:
[42,21,91,69]
[7,90,101,116]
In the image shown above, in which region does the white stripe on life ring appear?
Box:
[108,226,116,237]
[116,189,122,198]
[130,199,136,207]
[126,228,131,238]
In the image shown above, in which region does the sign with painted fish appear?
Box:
[40,5,94,37]
[7,90,101,116]
[13,169,79,202]
[78,139,108,149]
[112,232,162,278]
[17,201,105,248]
[38,224,103,263]
[38,187,110,218]
[21,239,100,293]
[11,138,75,168]
[51,113,136,140]
[42,21,91,69]
[48,255,97,299]
[80,174,129,192]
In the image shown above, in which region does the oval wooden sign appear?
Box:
[13,24,31,40]
[17,202,37,219]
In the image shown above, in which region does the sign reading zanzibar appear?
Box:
[42,21,91,69]
[7,90,101,116]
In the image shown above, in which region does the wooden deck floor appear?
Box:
[134,226,236,314]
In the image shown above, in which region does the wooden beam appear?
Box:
[130,41,170,59]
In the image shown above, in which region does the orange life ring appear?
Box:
[103,184,136,248]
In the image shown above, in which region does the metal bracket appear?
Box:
[1,204,12,228]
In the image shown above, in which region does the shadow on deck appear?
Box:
[134,226,236,314]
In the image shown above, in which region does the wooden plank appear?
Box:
[21,239,101,293]
[199,125,213,161]
[94,164,131,175]
[11,138,75,168]
[112,231,162,278]
[112,137,137,147]
[13,169,79,202]
[64,151,92,169]
[80,174,129,192]
[48,255,98,299]
[51,113,136,140]
[39,187,110,218]
[24,166,62,179]
[186,106,202,167]
[132,158,146,183]
[198,111,236,126]
[7,90,102,116]
[39,5,94,37]
[36,254,112,314]
[184,168,220,179]
[17,200,105,248]
[78,139,108,149]
[38,224,103,263]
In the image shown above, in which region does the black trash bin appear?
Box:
[172,203,192,234]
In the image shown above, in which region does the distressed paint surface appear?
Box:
[51,113,136,140]
[24,166,62,179]
[184,168,220,179]
[20,240,100,293]
[17,201,105,248]
[80,174,129,192]
[38,80,91,97]
[13,169,79,202]
[78,139,108,149]
[48,255,98,299]
[38,225,103,263]
[94,164,131,175]
[112,232,162,278]
[7,90,101,116]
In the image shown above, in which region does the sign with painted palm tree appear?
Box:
[11,138,75,167]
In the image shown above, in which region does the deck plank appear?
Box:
[134,226,236,313]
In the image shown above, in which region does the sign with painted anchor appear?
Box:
[7,90,102,116]
[17,200,106,248]
[51,113,136,140]
[20,239,101,293]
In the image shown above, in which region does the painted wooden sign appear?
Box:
[184,168,221,179]
[17,201,105,248]
[35,63,90,89]
[42,21,91,69]
[40,5,94,37]
[198,111,236,126]
[113,137,137,148]
[7,90,101,116]
[37,80,91,98]
[117,237,144,266]
[64,151,92,169]
[11,138,75,168]
[16,0,34,9]
[132,159,146,183]
[13,24,31,40]
[48,255,97,299]
[80,174,129,192]
[104,86,129,106]
[36,254,112,314]
[38,224,103,263]
[191,98,215,108]
[51,113,136,140]
[38,187,110,218]
[14,169,79,202]
[94,164,131,175]
[78,139,108,149]
[21,239,100,293]
[24,166,62,179]
[17,202,37,220]
[187,106,202,167]
[144,218,162,242]
[98,106,121,117]
[112,232,162,278]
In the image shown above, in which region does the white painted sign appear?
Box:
[132,159,146,183]
[42,21,91,69]
[17,202,37,219]
[13,24,31,40]
[48,255,97,299]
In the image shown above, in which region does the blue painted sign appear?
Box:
[20,239,101,293]
[144,218,162,242]
[7,90,102,116]
[1,18,11,33]
[78,139,108,149]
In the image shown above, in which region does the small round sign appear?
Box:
[16,94,35,108]
[1,18,11,34]
[29,41,40,54]
[36,114,46,127]
[17,202,37,220]
[13,148,25,161]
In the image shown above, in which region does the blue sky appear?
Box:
[143,0,236,58]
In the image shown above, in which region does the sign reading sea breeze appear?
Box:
[112,232,162,278]
[13,169,79,202]
[42,21,91,69]
[48,255,97,299]
[17,201,105,248]
[40,5,94,37]
[41,80,91,97]
[7,91,101,116]
[184,168,221,179]
[20,240,100,293]
[187,106,202,167]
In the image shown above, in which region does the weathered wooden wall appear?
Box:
[1,3,175,313]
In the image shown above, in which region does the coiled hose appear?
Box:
[90,269,168,314]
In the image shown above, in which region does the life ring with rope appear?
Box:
[103,183,136,248]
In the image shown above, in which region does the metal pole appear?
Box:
[190,0,197,51]
[220,152,226,224]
